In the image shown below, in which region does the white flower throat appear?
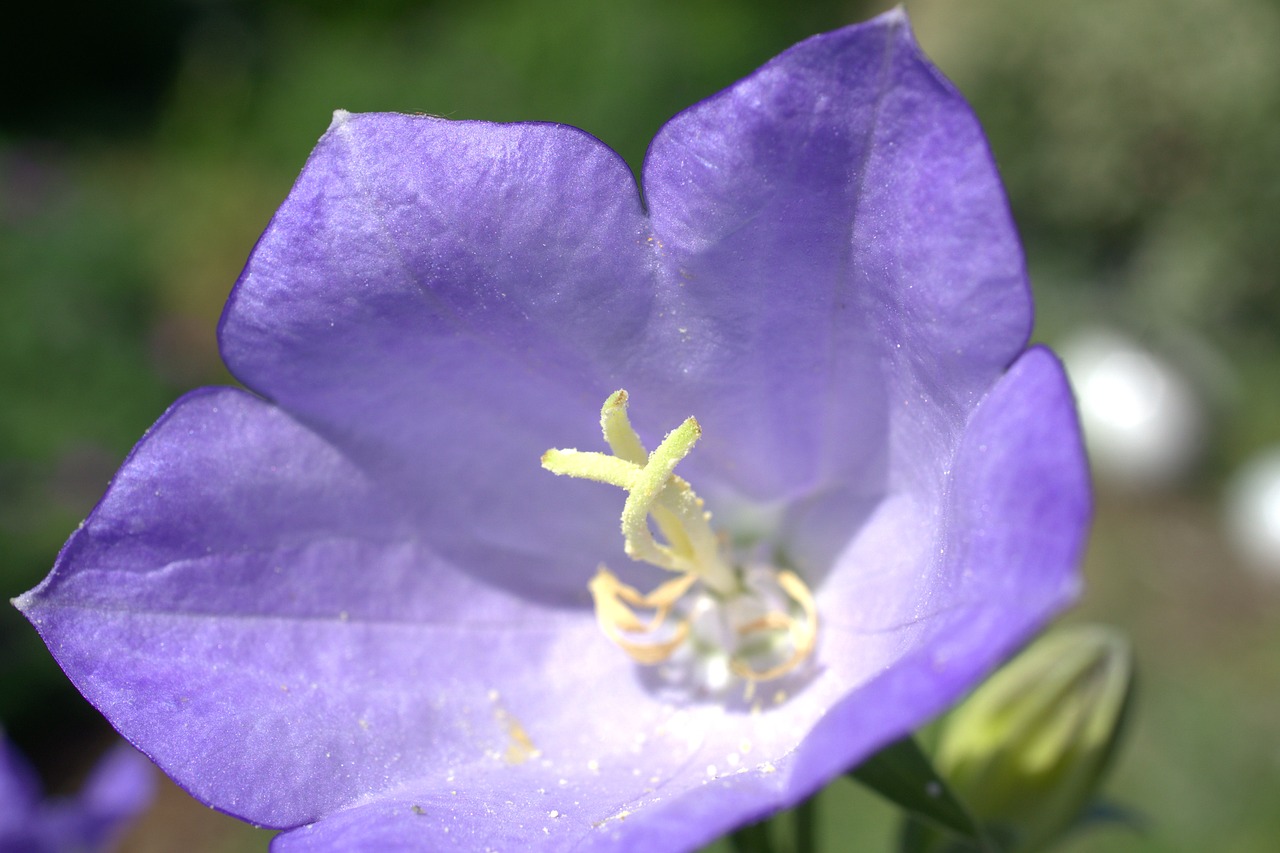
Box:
[542,390,817,684]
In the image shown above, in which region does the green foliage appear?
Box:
[913,0,1280,472]
[849,737,987,848]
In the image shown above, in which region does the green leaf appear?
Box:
[848,736,988,848]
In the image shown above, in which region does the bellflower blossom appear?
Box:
[0,733,153,853]
[16,10,1089,852]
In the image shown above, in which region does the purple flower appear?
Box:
[0,733,153,853]
[15,10,1089,852]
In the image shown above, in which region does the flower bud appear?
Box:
[933,625,1133,852]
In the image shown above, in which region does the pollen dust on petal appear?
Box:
[490,694,541,765]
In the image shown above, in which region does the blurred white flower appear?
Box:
[1224,447,1280,580]
[1059,328,1204,490]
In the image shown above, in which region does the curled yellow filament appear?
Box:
[588,568,697,665]
[729,569,819,682]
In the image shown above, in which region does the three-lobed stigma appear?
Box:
[541,390,817,686]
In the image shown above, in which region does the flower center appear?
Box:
[541,390,817,684]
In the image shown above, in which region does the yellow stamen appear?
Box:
[599,392,703,571]
[618,417,705,572]
[543,390,820,686]
[600,390,647,465]
[729,570,819,682]
[542,393,735,594]
[588,568,696,665]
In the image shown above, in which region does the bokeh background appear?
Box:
[2,1,1277,850]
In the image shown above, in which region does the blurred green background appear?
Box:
[2,0,1277,850]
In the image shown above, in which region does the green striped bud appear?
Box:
[933,625,1133,852]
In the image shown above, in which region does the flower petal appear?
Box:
[73,743,155,844]
[220,114,658,599]
[17,388,774,836]
[34,744,155,853]
[97,349,1078,851]
[470,347,1084,853]
[0,735,153,851]
[641,9,1031,506]
[790,345,1088,794]
[15,388,588,826]
[0,734,41,832]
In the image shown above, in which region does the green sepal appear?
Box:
[848,736,990,849]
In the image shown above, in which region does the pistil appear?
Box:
[542,390,817,683]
